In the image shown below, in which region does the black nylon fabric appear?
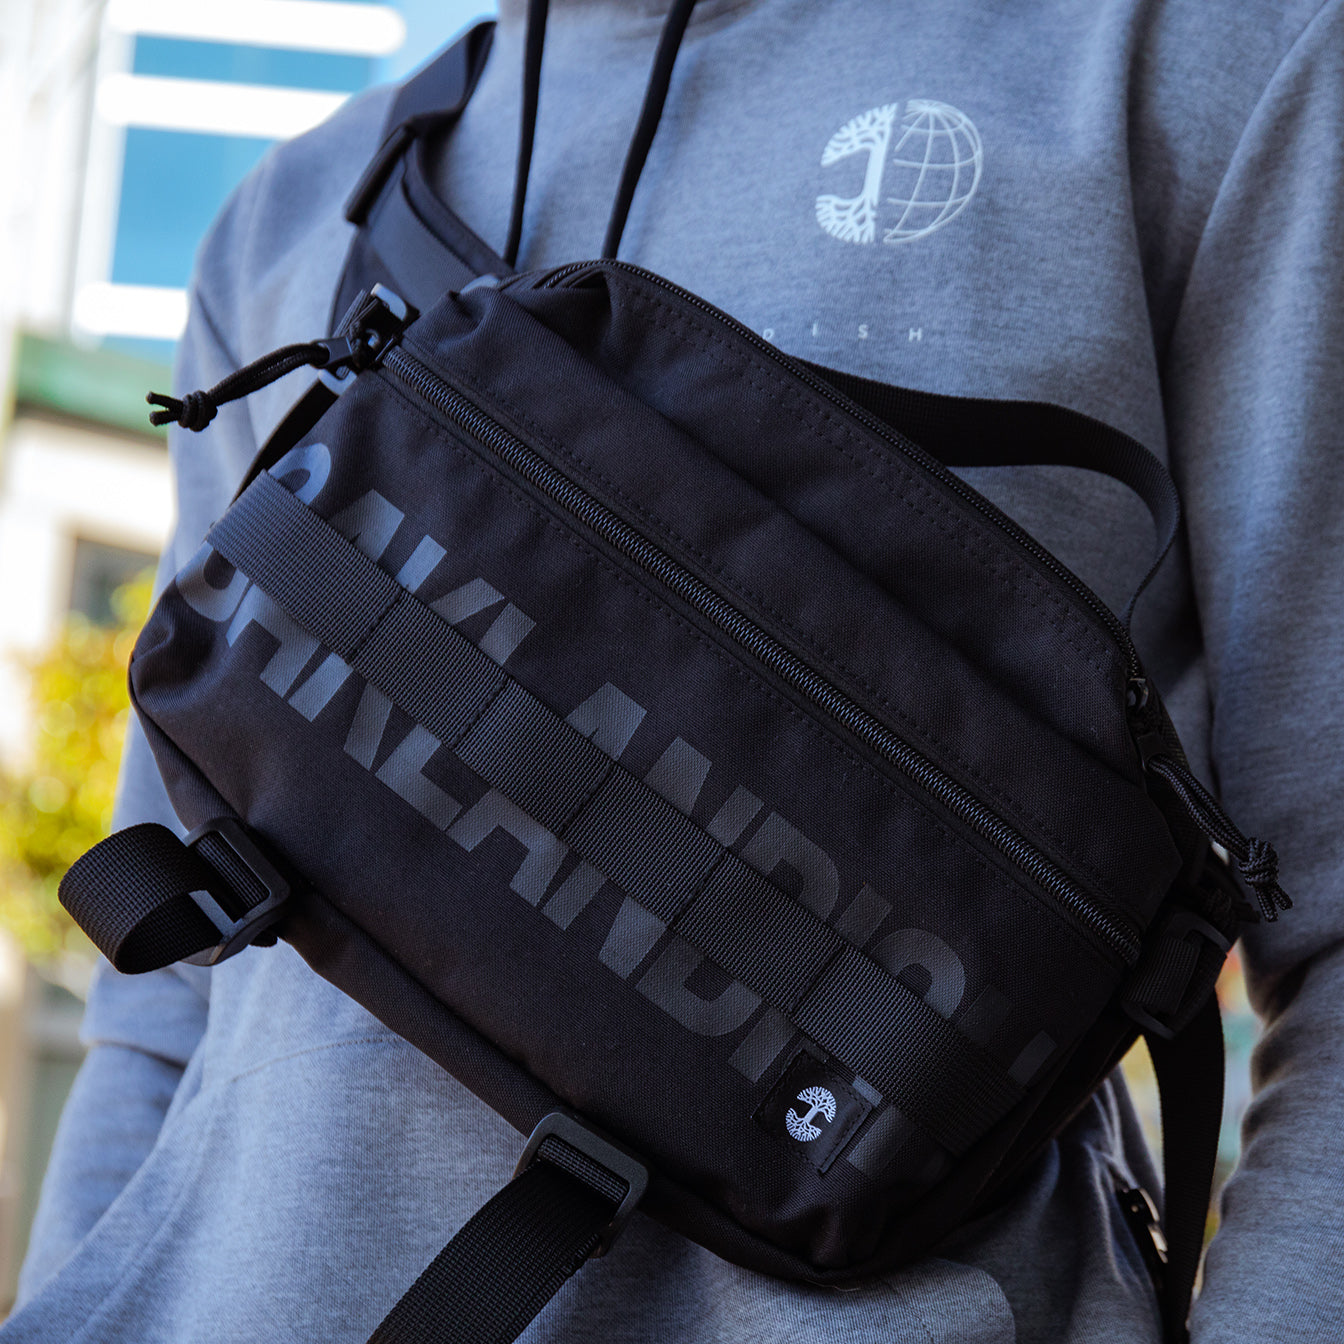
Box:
[76,21,1241,1322]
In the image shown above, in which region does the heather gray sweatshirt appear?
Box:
[10,1,1344,1340]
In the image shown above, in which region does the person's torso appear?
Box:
[12,2,1315,1338]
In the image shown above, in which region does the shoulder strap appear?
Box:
[805,361,1180,626]
[1145,992,1225,1344]
[331,20,504,328]
[367,1115,646,1344]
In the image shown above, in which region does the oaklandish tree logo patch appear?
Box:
[816,100,982,246]
[757,1054,870,1172]
[785,1086,838,1142]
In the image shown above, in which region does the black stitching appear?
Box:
[421,343,1129,902]
[371,371,1119,970]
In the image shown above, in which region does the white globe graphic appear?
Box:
[884,101,982,243]
[816,100,982,247]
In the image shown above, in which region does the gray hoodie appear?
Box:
[10,1,1344,1340]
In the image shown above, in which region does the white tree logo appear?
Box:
[785,1086,838,1142]
[816,100,982,247]
[815,104,898,245]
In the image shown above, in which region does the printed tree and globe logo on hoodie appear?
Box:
[816,100,983,246]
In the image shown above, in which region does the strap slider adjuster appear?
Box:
[182,817,291,966]
[1123,909,1232,1040]
[515,1113,649,1257]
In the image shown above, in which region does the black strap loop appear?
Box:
[367,1119,643,1344]
[60,823,224,972]
[59,819,290,972]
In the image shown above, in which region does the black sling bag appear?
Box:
[60,5,1291,1342]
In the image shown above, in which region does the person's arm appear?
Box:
[15,171,268,1300]
[1160,3,1344,1337]
[15,74,394,1299]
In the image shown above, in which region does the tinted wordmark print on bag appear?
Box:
[175,441,1060,1185]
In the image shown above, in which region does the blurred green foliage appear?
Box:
[0,575,153,968]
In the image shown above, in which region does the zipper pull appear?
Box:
[1128,678,1292,923]
[1144,753,1292,921]
[147,286,415,433]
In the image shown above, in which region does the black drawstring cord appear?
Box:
[602,0,700,260]
[503,0,549,268]
[501,0,700,264]
[147,341,337,433]
[1146,754,1293,922]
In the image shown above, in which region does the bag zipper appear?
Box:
[532,259,1142,682]
[162,282,1290,940]
[380,341,1142,967]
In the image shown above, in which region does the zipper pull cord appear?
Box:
[147,338,355,433]
[1145,753,1293,922]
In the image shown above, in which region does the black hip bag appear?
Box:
[60,11,1290,1344]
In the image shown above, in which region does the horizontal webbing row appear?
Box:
[206,471,1024,1153]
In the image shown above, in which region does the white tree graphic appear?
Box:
[785,1086,838,1142]
[815,104,898,245]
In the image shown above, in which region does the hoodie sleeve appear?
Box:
[14,169,266,1302]
[1160,3,1344,1338]
[14,79,395,1303]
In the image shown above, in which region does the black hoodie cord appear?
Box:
[502,0,549,268]
[502,0,701,267]
[602,0,701,260]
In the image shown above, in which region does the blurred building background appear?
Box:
[0,0,1260,1309]
[0,0,490,1303]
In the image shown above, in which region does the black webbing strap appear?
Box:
[801,361,1181,626]
[59,819,291,972]
[344,22,496,227]
[207,471,1026,1157]
[1146,992,1225,1343]
[367,1133,631,1344]
[59,824,223,972]
[335,21,502,325]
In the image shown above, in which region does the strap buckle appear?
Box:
[182,818,291,967]
[1115,1183,1169,1301]
[515,1113,648,1256]
[1123,909,1232,1041]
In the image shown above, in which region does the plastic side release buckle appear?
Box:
[515,1113,649,1257]
[1123,909,1232,1041]
[182,818,291,967]
[1116,1183,1169,1299]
